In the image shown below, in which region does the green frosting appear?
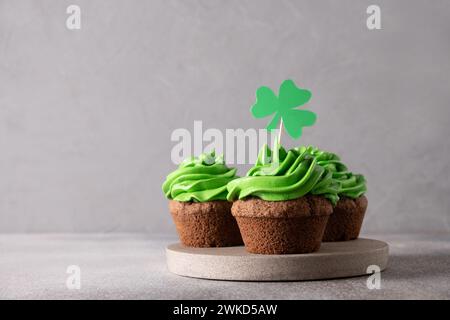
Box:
[298,146,367,199]
[162,151,237,202]
[226,141,340,205]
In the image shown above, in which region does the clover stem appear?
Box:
[278,118,283,145]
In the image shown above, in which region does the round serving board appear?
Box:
[166,238,389,281]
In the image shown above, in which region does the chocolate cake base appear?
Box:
[231,196,333,254]
[322,196,368,242]
[169,200,243,247]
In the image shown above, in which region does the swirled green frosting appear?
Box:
[297,146,367,199]
[162,151,237,202]
[226,141,340,205]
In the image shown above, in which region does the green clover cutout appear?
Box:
[251,79,316,139]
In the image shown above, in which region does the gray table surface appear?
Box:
[1,233,449,299]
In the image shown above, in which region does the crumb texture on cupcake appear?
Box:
[323,195,368,242]
[231,195,332,218]
[230,194,333,254]
[235,215,329,254]
[169,200,243,247]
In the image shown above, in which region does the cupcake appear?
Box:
[162,151,243,247]
[227,142,339,254]
[301,146,368,241]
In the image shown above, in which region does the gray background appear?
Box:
[0,0,449,234]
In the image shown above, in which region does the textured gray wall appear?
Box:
[0,0,449,233]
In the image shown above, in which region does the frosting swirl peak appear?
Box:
[162,151,237,202]
[298,146,367,199]
[226,142,340,205]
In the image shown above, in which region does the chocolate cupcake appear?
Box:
[301,147,368,242]
[162,151,243,247]
[227,143,339,254]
